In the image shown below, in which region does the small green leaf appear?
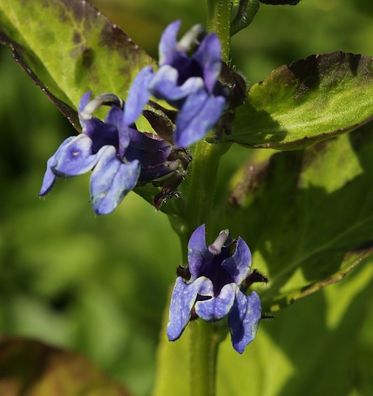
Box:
[0,337,130,395]
[0,0,154,129]
[230,52,373,149]
[219,122,373,311]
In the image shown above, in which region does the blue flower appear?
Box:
[167,225,262,354]
[125,21,226,148]
[39,92,176,215]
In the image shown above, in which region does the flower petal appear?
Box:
[194,34,222,92]
[222,237,252,285]
[195,283,236,321]
[188,224,210,279]
[83,117,119,153]
[228,290,261,354]
[105,106,124,128]
[174,90,226,147]
[78,91,92,120]
[124,66,154,125]
[151,65,204,102]
[125,129,172,181]
[52,134,99,177]
[90,147,140,215]
[167,276,212,341]
[126,129,172,166]
[159,20,181,66]
[39,136,76,196]
[105,107,130,157]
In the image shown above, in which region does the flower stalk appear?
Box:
[189,321,219,396]
[185,1,233,395]
[207,0,233,62]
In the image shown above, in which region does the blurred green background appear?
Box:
[0,0,372,395]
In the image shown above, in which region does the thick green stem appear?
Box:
[186,142,227,232]
[189,320,220,396]
[207,0,232,62]
[183,3,233,395]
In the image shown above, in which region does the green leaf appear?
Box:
[218,122,373,311]
[217,262,373,396]
[0,0,154,129]
[230,52,373,149]
[153,303,190,396]
[0,337,130,395]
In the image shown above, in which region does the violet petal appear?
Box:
[228,290,261,354]
[175,91,226,147]
[195,283,236,321]
[124,66,154,125]
[194,34,222,92]
[90,147,140,215]
[159,20,181,66]
[188,224,209,279]
[167,276,212,341]
[222,237,252,285]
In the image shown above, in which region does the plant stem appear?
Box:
[185,142,228,396]
[186,141,227,233]
[207,0,233,62]
[189,320,220,396]
[184,3,233,396]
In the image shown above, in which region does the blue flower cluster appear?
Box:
[39,21,262,354]
[126,20,226,147]
[40,21,226,214]
[40,92,179,214]
[167,225,263,353]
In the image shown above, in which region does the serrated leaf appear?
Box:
[230,52,373,149]
[0,337,130,395]
[0,0,154,129]
[218,122,373,311]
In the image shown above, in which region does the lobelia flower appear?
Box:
[39,91,182,215]
[125,20,227,148]
[167,225,263,354]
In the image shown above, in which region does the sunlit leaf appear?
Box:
[153,303,190,396]
[229,52,373,149]
[0,0,154,129]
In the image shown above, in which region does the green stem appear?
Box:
[207,0,233,62]
[186,141,227,232]
[189,320,220,396]
[182,3,233,395]
[184,143,228,396]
